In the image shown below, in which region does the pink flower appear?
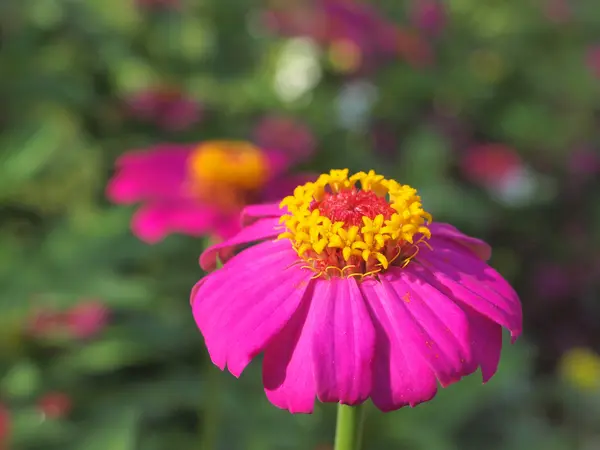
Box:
[37,392,72,419]
[65,300,109,340]
[253,116,315,163]
[107,141,314,243]
[126,87,201,132]
[410,0,447,37]
[461,144,522,187]
[190,169,522,413]
[263,0,431,73]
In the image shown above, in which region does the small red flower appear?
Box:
[37,392,72,419]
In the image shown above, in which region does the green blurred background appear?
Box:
[1,0,600,448]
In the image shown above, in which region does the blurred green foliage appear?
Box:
[1,0,600,449]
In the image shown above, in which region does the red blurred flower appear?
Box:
[126,87,202,132]
[65,300,109,340]
[253,116,315,163]
[37,392,72,419]
[461,143,523,189]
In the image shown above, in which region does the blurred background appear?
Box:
[1,0,600,448]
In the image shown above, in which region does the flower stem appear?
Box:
[334,403,366,450]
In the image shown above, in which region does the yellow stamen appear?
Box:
[187,141,269,209]
[278,169,433,279]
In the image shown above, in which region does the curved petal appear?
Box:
[429,223,492,261]
[360,279,437,412]
[311,277,375,405]
[263,284,318,414]
[107,146,192,203]
[241,202,284,226]
[199,217,282,271]
[464,306,503,382]
[131,201,222,243]
[415,240,522,341]
[376,269,471,386]
[191,239,312,377]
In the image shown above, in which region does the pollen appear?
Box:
[187,141,269,209]
[278,169,433,279]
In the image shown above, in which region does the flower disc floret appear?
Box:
[278,169,433,278]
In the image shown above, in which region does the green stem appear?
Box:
[334,403,366,450]
[199,364,221,450]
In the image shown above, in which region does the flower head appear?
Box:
[191,169,522,413]
[65,300,109,340]
[37,392,72,419]
[107,141,313,243]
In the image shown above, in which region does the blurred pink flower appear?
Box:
[263,0,432,73]
[410,0,447,37]
[126,87,202,132]
[461,143,523,189]
[65,300,109,340]
[586,46,600,79]
[253,116,315,163]
[107,141,314,243]
[37,392,72,419]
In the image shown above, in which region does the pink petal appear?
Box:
[191,239,312,377]
[360,279,438,411]
[376,270,471,386]
[107,146,192,203]
[429,222,492,261]
[415,240,522,341]
[131,201,222,243]
[263,288,318,414]
[311,278,375,405]
[199,217,281,271]
[240,202,284,226]
[464,306,503,382]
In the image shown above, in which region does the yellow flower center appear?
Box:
[278,169,432,279]
[187,141,269,210]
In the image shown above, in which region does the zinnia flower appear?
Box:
[107,141,312,243]
[191,169,522,413]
